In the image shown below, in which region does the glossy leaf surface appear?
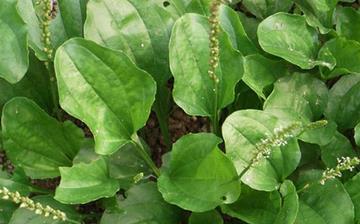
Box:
[158,133,240,212]
[2,97,83,178]
[170,13,243,117]
[55,157,119,204]
[84,0,174,85]
[318,38,360,78]
[325,74,360,129]
[0,0,28,83]
[295,171,354,224]
[258,13,320,69]
[222,110,301,191]
[55,38,156,155]
[295,0,338,34]
[336,6,360,42]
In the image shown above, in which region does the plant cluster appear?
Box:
[1,0,360,223]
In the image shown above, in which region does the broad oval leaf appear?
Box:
[257,13,320,69]
[1,97,83,179]
[294,0,338,34]
[158,133,240,212]
[170,13,243,117]
[345,172,360,222]
[295,170,354,224]
[55,157,119,204]
[100,182,182,224]
[221,185,282,224]
[0,0,28,83]
[336,6,360,42]
[54,38,156,155]
[84,0,174,85]
[264,73,328,122]
[318,38,360,79]
[222,110,301,191]
[264,73,332,146]
[243,54,289,99]
[325,74,360,129]
[242,0,293,19]
[189,210,223,224]
[219,5,258,55]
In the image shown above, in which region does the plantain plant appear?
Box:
[1,0,360,223]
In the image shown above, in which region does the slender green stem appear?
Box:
[210,108,220,136]
[297,183,311,194]
[157,112,171,149]
[131,134,160,177]
[153,85,172,150]
[45,62,61,120]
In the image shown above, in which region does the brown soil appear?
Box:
[0,150,14,174]
[144,106,210,167]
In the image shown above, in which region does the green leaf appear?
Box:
[0,173,33,195]
[55,157,119,204]
[242,0,293,19]
[0,170,36,224]
[274,180,299,224]
[101,182,182,224]
[345,172,360,222]
[257,13,321,69]
[84,0,174,85]
[17,0,86,61]
[336,7,360,42]
[186,0,211,15]
[0,52,52,113]
[170,13,243,117]
[0,201,17,224]
[222,110,301,191]
[325,74,360,129]
[318,38,360,79]
[158,133,240,212]
[238,12,261,48]
[222,180,298,224]
[72,139,100,164]
[0,0,28,83]
[54,38,156,155]
[295,170,354,224]
[1,97,83,179]
[8,195,80,224]
[320,132,356,167]
[219,5,258,55]
[108,142,151,189]
[294,0,338,34]
[263,73,332,146]
[355,123,360,147]
[49,0,87,51]
[16,0,47,60]
[189,210,223,224]
[221,185,282,224]
[264,73,328,122]
[243,54,288,99]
